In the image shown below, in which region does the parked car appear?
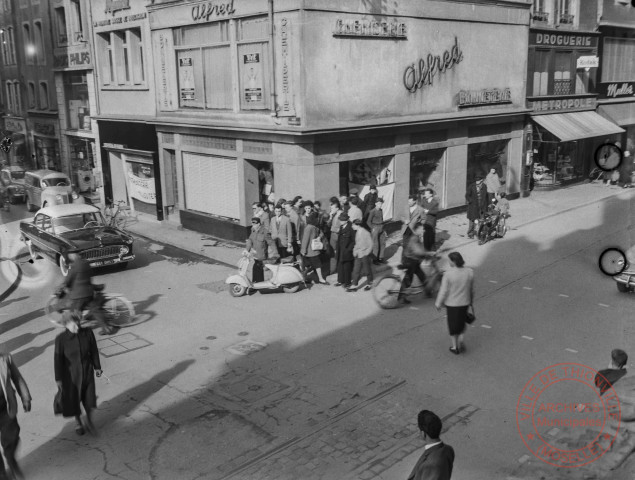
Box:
[0,166,27,203]
[19,204,135,276]
[24,169,85,212]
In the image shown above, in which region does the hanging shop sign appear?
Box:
[243,52,263,104]
[4,118,26,134]
[457,88,512,107]
[333,18,407,39]
[178,57,196,101]
[126,170,156,204]
[191,0,236,23]
[277,17,296,117]
[404,37,463,93]
[598,82,635,99]
[529,31,597,48]
[576,55,598,69]
[528,96,596,112]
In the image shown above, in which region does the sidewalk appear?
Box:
[125,182,635,265]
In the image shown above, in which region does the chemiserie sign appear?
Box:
[458,88,512,107]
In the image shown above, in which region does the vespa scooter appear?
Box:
[226,252,306,297]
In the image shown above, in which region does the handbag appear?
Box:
[311,236,324,251]
[53,390,63,415]
[466,304,476,324]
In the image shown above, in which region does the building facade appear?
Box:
[527,0,624,188]
[594,0,635,183]
[52,0,102,203]
[107,0,530,241]
[0,0,62,172]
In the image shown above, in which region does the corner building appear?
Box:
[140,0,532,241]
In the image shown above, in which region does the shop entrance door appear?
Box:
[108,151,128,206]
[162,149,179,222]
[246,160,274,206]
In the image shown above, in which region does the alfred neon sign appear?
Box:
[404,37,463,93]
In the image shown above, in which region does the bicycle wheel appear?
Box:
[373,275,402,309]
[102,295,138,327]
[113,214,127,230]
[45,296,66,327]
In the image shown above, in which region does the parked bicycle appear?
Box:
[45,283,140,329]
[372,253,443,309]
[104,199,131,229]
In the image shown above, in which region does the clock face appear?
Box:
[594,143,623,171]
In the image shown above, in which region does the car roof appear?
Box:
[26,169,69,179]
[2,166,25,172]
[36,204,100,218]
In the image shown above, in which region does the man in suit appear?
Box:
[366,197,387,264]
[335,212,355,288]
[64,252,111,335]
[420,188,439,251]
[0,353,31,480]
[402,195,425,262]
[270,205,293,259]
[408,410,455,480]
[245,217,278,283]
[465,176,488,239]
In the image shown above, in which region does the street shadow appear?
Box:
[131,293,162,324]
[0,295,29,308]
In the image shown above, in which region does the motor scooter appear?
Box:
[226,252,306,297]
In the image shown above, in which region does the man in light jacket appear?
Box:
[347,219,374,292]
[270,205,293,259]
[0,353,31,479]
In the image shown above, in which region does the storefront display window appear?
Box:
[34,137,60,171]
[410,149,445,198]
[69,137,95,193]
[345,156,394,191]
[125,158,156,215]
[531,129,584,186]
[7,134,27,168]
[64,73,91,131]
[467,140,508,186]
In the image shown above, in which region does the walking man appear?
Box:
[402,195,425,262]
[398,224,428,305]
[420,188,439,251]
[348,197,364,224]
[0,353,31,479]
[245,217,277,282]
[335,212,355,288]
[347,219,374,292]
[407,410,455,480]
[465,176,488,239]
[283,200,302,260]
[270,205,293,259]
[366,197,386,264]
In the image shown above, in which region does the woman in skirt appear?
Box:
[435,252,474,354]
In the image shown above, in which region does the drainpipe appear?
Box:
[268,0,279,119]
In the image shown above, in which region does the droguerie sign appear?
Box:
[404,37,463,93]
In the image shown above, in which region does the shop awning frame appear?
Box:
[598,103,635,127]
[531,111,624,143]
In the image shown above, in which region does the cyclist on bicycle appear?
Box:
[398,224,429,305]
[63,252,114,335]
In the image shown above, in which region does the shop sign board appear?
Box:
[458,88,512,107]
[33,121,56,137]
[4,118,26,134]
[576,55,599,69]
[105,0,130,15]
[528,96,596,112]
[191,0,236,23]
[53,49,91,69]
[333,18,407,39]
[178,57,195,101]
[243,53,263,104]
[277,17,295,117]
[529,30,598,48]
[598,82,635,99]
[93,12,147,28]
[404,37,463,93]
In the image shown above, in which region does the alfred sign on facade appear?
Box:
[404,37,463,93]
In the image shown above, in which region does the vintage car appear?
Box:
[615,247,635,293]
[24,169,85,212]
[0,166,27,203]
[19,204,135,276]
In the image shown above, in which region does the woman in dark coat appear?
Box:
[55,311,102,435]
[335,212,355,287]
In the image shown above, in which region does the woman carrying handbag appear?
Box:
[300,215,329,285]
[435,252,475,355]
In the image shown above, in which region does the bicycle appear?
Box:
[45,284,141,329]
[103,199,131,230]
[372,253,443,309]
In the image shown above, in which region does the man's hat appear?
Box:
[251,217,261,224]
[350,188,359,195]
[339,212,350,221]
[376,197,384,203]
[369,185,377,191]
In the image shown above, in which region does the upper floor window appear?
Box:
[602,37,635,83]
[556,0,574,25]
[39,81,49,110]
[173,16,271,112]
[54,7,67,46]
[529,50,594,96]
[0,27,16,65]
[70,0,84,43]
[532,50,550,96]
[532,0,549,22]
[554,52,572,95]
[5,80,21,113]
[23,22,35,65]
[27,81,36,109]
[34,20,45,64]
[97,28,145,88]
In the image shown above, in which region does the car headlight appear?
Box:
[72,192,79,199]
[119,246,129,255]
[56,194,63,201]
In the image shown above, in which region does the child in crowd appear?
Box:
[496,192,510,218]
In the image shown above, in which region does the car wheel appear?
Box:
[617,282,631,293]
[58,255,70,277]
[26,194,36,212]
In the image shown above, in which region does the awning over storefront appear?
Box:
[532,111,624,142]
[598,103,635,127]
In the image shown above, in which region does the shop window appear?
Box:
[97,28,145,88]
[54,7,67,46]
[125,159,156,214]
[344,156,394,190]
[575,51,596,94]
[64,73,90,130]
[174,17,271,111]
[34,20,44,64]
[39,82,48,110]
[410,149,445,198]
[467,140,509,187]
[27,81,36,109]
[532,50,549,96]
[602,38,635,82]
[182,153,239,220]
[554,52,572,95]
